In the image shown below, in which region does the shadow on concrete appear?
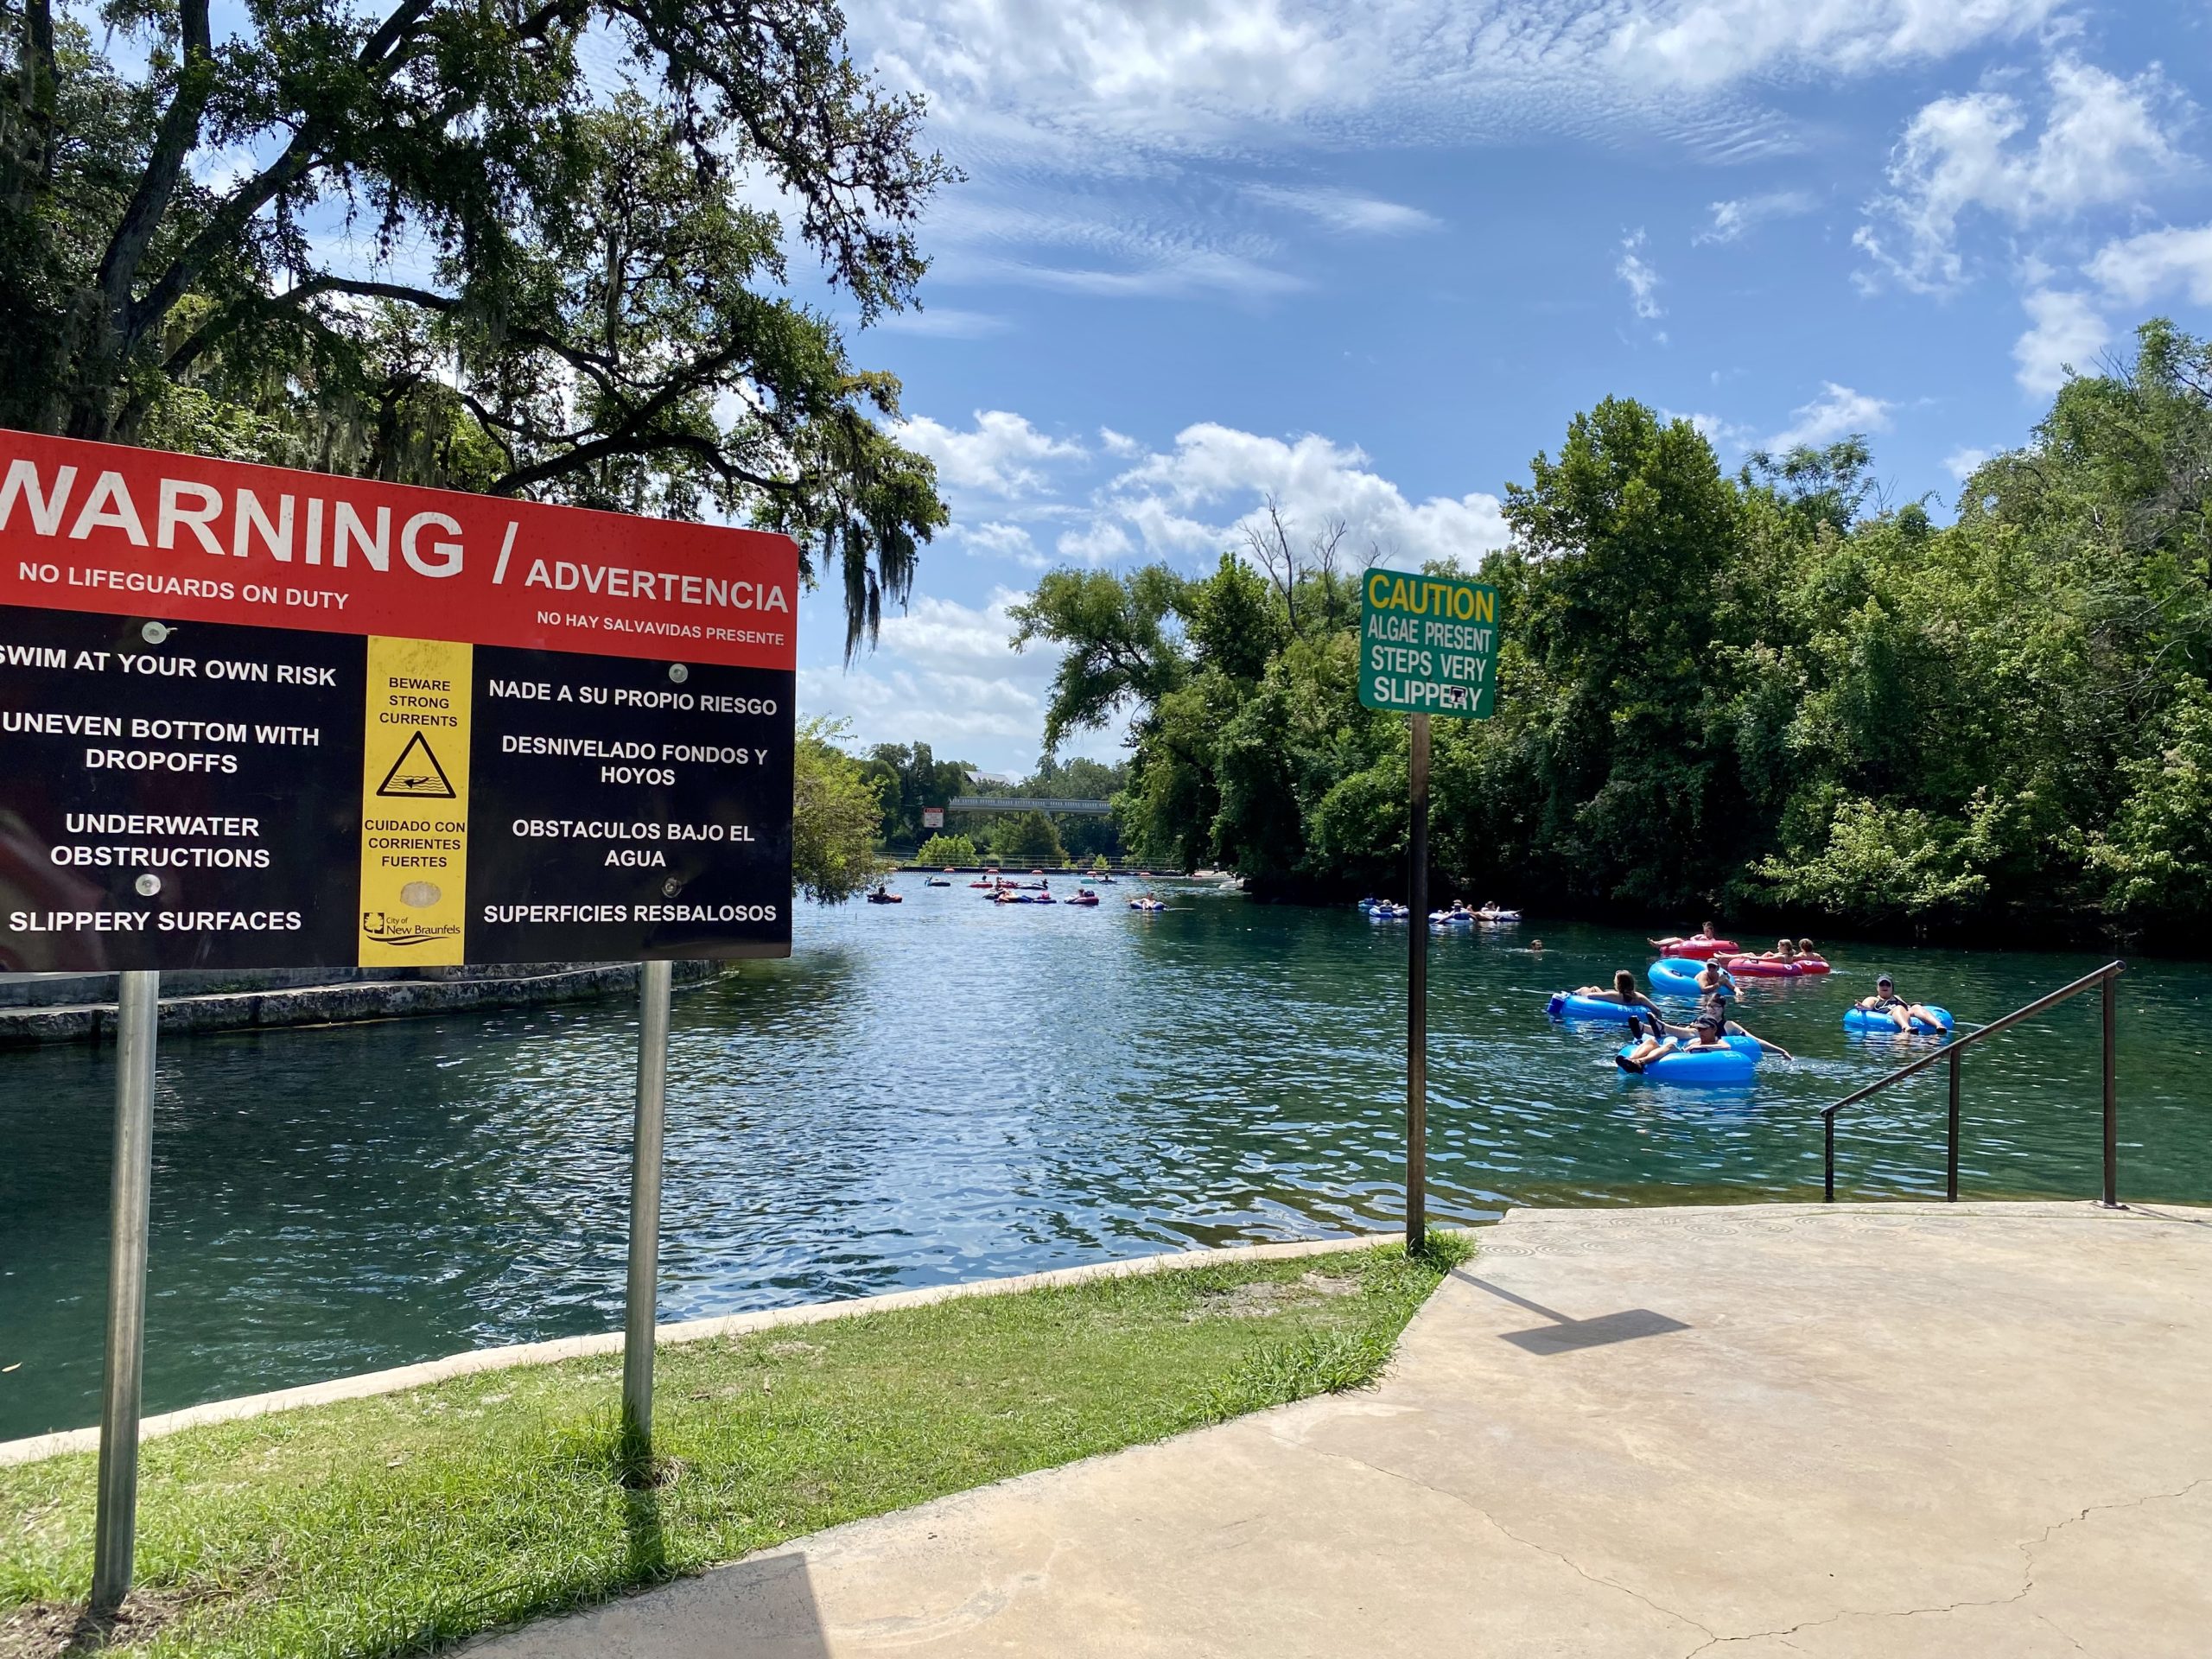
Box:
[1451,1270,1690,1354]
[624,1458,830,1657]
[475,1543,833,1657]
[675,1553,834,1659]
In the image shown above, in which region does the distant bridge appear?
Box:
[945,797,1115,817]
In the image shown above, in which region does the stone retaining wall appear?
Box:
[0,962,721,1046]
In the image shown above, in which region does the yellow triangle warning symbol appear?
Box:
[375,730,458,798]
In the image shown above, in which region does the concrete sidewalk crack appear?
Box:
[1293,1440,1720,1646]
[2031,1611,2091,1654]
[1681,1476,2209,1655]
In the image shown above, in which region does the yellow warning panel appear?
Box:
[359,637,473,965]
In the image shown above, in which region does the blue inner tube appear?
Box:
[1844,1004,1955,1034]
[1618,1033,1759,1084]
[1648,958,1729,997]
[1548,992,1644,1023]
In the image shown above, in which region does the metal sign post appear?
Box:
[92,971,159,1613]
[1405,715,1429,1251]
[622,961,673,1462]
[1357,568,1503,1255]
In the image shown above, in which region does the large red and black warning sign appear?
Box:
[0,429,797,971]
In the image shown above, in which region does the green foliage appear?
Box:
[865,742,974,849]
[0,0,954,653]
[0,1246,1455,1657]
[916,832,979,866]
[1752,798,1992,924]
[1018,754,1132,860]
[1015,321,2212,941]
[2082,677,2212,926]
[791,718,884,904]
[988,809,1064,866]
[1011,565,1189,751]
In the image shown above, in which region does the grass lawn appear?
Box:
[1,1236,1466,1657]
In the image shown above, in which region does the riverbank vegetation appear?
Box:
[791,720,891,904]
[0,1240,1463,1659]
[859,744,1130,861]
[1014,321,2212,947]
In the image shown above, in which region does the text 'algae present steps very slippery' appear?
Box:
[0,429,799,972]
[1357,568,1500,719]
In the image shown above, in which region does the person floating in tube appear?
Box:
[1619,1010,1733,1072]
[1648,917,1722,952]
[1670,957,1790,1058]
[1859,974,1944,1033]
[1572,969,1669,1022]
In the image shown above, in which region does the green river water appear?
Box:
[2,881,2206,1439]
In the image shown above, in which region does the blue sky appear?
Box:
[784,0,2212,773]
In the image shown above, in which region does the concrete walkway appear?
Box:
[471,1202,2212,1658]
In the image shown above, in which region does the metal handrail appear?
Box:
[1821,960,2125,1206]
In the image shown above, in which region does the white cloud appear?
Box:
[860,1,2063,147]
[1056,520,1134,563]
[1694,189,1816,245]
[1098,427,1143,457]
[918,186,1306,302]
[1101,423,1510,571]
[1248,183,1440,235]
[959,520,1046,566]
[1607,0,2063,92]
[1662,409,1749,448]
[2012,289,2112,394]
[850,2,2063,315]
[1855,56,2188,293]
[799,590,1064,770]
[1764,383,1895,451]
[893,410,1087,497]
[1010,248,1304,300]
[863,0,1353,140]
[1945,446,1995,479]
[1617,229,1664,321]
[2088,223,2212,305]
[875,306,1013,338]
[801,589,1131,772]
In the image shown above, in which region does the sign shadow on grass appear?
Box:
[1450,1269,1690,1354]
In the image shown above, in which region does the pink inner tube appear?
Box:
[1724,955,1832,977]
[1657,938,1739,960]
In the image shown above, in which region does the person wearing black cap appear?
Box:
[1619,1008,1733,1071]
[1859,974,1942,1033]
[1627,1005,1792,1061]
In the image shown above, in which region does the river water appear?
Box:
[3,882,2207,1439]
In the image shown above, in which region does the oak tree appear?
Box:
[1,0,953,649]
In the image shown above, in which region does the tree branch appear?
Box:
[489,425,785,498]
[7,0,60,202]
[122,0,442,352]
[164,274,623,404]
[94,0,214,338]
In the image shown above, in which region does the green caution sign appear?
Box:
[1357,568,1500,719]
